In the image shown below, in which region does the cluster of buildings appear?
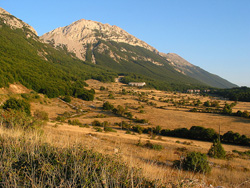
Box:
[187,89,210,93]
[128,82,146,87]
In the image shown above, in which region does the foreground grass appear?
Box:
[0,127,153,187]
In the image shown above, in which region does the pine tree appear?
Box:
[208,139,226,159]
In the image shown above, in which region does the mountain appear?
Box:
[41,19,158,61]
[41,19,236,89]
[0,7,236,96]
[41,19,209,90]
[160,53,238,88]
[0,8,37,36]
[0,8,117,98]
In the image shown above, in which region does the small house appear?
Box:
[128,82,146,87]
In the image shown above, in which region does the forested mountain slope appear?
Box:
[0,8,116,98]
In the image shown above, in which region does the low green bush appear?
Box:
[174,151,211,174]
[104,126,117,132]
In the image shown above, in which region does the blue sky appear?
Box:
[1,0,250,87]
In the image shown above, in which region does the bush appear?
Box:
[208,139,226,159]
[190,108,198,112]
[174,151,211,174]
[104,126,117,132]
[2,98,31,115]
[68,119,82,126]
[92,120,102,127]
[103,101,114,111]
[144,140,163,151]
[100,86,105,90]
[62,95,71,103]
[94,127,103,132]
[0,109,34,129]
[33,110,49,121]
[108,93,115,99]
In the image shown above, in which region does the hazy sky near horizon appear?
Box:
[1,0,249,87]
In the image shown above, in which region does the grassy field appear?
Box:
[1,81,250,187]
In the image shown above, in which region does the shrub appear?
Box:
[174,151,211,174]
[2,98,31,115]
[208,139,226,159]
[100,86,105,90]
[135,119,148,124]
[189,108,198,112]
[103,101,114,111]
[68,119,82,126]
[62,95,71,103]
[33,110,49,121]
[104,127,117,132]
[108,93,115,99]
[125,130,131,134]
[0,109,34,129]
[203,101,210,107]
[94,127,103,132]
[92,120,102,127]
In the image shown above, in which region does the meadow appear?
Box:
[1,81,250,187]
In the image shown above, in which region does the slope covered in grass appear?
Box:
[0,127,153,187]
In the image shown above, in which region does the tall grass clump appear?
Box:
[0,127,154,187]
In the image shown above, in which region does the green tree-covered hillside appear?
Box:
[0,18,116,98]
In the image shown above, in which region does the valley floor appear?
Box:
[1,80,250,187]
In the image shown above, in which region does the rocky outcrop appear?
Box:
[0,7,37,36]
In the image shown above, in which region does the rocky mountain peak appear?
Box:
[0,7,37,36]
[41,19,157,60]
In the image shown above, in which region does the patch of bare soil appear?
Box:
[0,83,31,94]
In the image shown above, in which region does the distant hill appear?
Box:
[160,53,237,88]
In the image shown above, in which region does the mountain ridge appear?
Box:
[41,18,236,88]
[41,19,158,61]
[0,7,237,90]
[0,7,37,36]
[161,53,238,88]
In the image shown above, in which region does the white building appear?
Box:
[128,82,146,87]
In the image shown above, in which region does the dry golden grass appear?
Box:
[5,79,244,187]
[39,122,250,187]
[83,79,250,137]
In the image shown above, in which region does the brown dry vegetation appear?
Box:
[1,80,250,187]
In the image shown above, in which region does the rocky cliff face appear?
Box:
[41,19,157,61]
[0,8,37,36]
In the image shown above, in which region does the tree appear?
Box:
[208,139,226,159]
[222,103,232,115]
